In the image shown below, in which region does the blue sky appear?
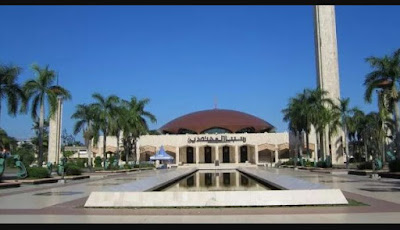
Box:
[0,5,399,141]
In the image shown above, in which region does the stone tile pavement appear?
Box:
[1,166,400,223]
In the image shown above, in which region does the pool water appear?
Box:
[160,170,272,192]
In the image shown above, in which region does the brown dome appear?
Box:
[160,109,275,134]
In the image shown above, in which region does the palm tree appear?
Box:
[109,103,126,162]
[71,104,96,170]
[0,128,17,152]
[362,112,393,170]
[23,64,71,166]
[307,88,335,164]
[283,89,317,163]
[348,108,366,162]
[376,89,395,164]
[120,96,157,163]
[364,48,400,158]
[32,117,49,136]
[282,94,308,166]
[90,93,120,159]
[339,98,354,168]
[0,64,26,126]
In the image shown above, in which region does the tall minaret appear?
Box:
[48,96,63,165]
[314,5,344,164]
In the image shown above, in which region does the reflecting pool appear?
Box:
[161,170,272,191]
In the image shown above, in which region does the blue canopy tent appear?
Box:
[150,146,174,168]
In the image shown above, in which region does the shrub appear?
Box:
[15,147,35,167]
[5,157,14,167]
[139,162,155,168]
[281,159,293,166]
[281,158,301,166]
[109,165,119,170]
[304,160,314,167]
[357,161,373,170]
[65,165,82,176]
[75,158,87,168]
[27,166,50,179]
[94,156,102,168]
[389,159,400,172]
[123,164,132,169]
[316,161,327,168]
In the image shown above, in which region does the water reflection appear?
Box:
[162,170,271,191]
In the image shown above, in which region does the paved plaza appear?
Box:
[2,167,400,223]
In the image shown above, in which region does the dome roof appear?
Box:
[159,109,275,134]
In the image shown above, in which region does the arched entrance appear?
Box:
[222,146,230,163]
[187,147,194,163]
[204,146,212,163]
[240,146,248,163]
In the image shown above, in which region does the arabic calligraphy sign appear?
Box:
[187,135,246,144]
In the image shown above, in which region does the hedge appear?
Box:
[389,159,400,172]
[65,164,82,176]
[27,167,50,179]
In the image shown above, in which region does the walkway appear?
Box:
[1,166,400,223]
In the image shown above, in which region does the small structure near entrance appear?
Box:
[150,146,174,169]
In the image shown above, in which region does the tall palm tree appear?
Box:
[23,64,71,166]
[121,96,157,163]
[362,112,393,170]
[0,128,17,152]
[282,95,308,165]
[376,89,395,164]
[109,103,127,161]
[71,104,96,169]
[284,89,310,163]
[32,117,49,136]
[90,93,120,159]
[364,48,400,158]
[308,88,335,164]
[0,64,26,126]
[339,98,354,168]
[348,108,366,162]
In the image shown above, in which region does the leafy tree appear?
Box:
[0,64,26,126]
[23,64,71,166]
[364,48,400,158]
[90,93,120,159]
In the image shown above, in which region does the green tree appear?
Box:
[282,92,308,165]
[339,98,352,168]
[364,48,400,158]
[0,128,17,152]
[120,97,156,163]
[23,64,71,166]
[0,65,26,124]
[71,104,97,169]
[15,143,35,167]
[90,93,120,159]
[307,88,336,164]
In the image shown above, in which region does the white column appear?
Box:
[196,173,200,188]
[48,97,63,165]
[215,146,219,162]
[236,171,239,187]
[314,5,343,164]
[270,150,274,167]
[136,144,140,164]
[176,146,180,165]
[216,174,220,188]
[274,145,279,163]
[255,145,259,165]
[235,145,239,164]
[195,146,199,165]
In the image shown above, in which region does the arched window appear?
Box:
[178,128,197,134]
[201,127,232,134]
[236,127,255,133]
